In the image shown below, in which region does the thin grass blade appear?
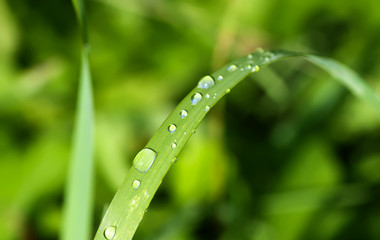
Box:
[94,49,380,239]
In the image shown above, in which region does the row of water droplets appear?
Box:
[103,52,263,239]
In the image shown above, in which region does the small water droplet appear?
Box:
[213,93,217,99]
[104,226,116,239]
[198,75,215,89]
[172,157,177,164]
[205,94,210,99]
[132,180,141,189]
[133,148,157,173]
[225,89,231,94]
[191,93,202,105]
[168,124,177,133]
[144,209,148,213]
[184,131,187,135]
[244,64,252,71]
[227,64,238,72]
[205,106,210,112]
[171,143,177,149]
[248,54,253,59]
[251,65,260,72]
[180,110,188,118]
[217,75,223,81]
[192,130,196,134]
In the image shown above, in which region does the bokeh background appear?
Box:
[1,0,380,239]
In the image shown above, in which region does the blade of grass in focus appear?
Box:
[94,49,380,239]
[61,0,94,239]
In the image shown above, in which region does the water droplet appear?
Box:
[133,148,157,173]
[205,94,210,98]
[132,180,141,189]
[184,131,187,135]
[205,106,210,112]
[171,143,177,149]
[168,124,177,133]
[252,65,260,72]
[172,157,177,164]
[198,76,215,89]
[225,89,231,94]
[144,209,148,213]
[248,54,253,59]
[180,110,188,118]
[104,226,116,239]
[244,64,252,71]
[191,93,202,105]
[213,93,217,99]
[217,75,223,81]
[227,64,238,72]
[192,130,196,134]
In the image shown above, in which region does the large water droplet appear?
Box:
[205,106,210,112]
[198,76,215,89]
[133,148,157,173]
[227,64,237,72]
[180,110,188,118]
[132,180,141,189]
[168,124,177,133]
[191,93,202,105]
[217,75,223,81]
[104,226,116,239]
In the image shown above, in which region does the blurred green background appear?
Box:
[1,0,380,239]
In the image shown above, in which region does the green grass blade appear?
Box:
[303,54,380,116]
[94,49,380,239]
[61,0,94,239]
[61,47,94,240]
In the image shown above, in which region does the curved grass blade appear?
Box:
[94,49,380,239]
[61,0,94,239]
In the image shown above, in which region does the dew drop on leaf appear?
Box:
[252,65,260,72]
[217,75,223,81]
[104,226,116,239]
[205,94,210,98]
[132,180,141,189]
[191,93,202,105]
[205,106,210,112]
[168,124,177,133]
[132,148,157,173]
[227,64,238,72]
[225,89,231,94]
[180,110,188,118]
[198,75,215,89]
[171,143,177,149]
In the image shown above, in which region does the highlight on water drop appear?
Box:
[171,143,177,149]
[191,92,202,105]
[132,179,141,189]
[217,75,223,81]
[198,75,215,89]
[252,65,260,72]
[132,148,157,173]
[168,124,177,133]
[104,226,116,239]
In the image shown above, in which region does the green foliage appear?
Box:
[1,0,380,239]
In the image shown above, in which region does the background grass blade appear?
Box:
[61,47,94,240]
[61,0,94,239]
[94,49,380,239]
